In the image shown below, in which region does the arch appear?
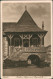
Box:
[27,54,40,66]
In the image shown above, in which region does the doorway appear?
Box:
[27,55,40,66]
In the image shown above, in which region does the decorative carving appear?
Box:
[19,34,32,47]
[19,34,23,38]
[38,34,44,46]
[38,34,44,39]
[8,34,13,39]
[19,34,32,39]
[7,34,14,56]
[29,34,32,38]
[23,34,29,39]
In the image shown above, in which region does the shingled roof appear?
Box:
[3,10,47,33]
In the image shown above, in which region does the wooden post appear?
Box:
[40,37,42,46]
[29,34,32,47]
[22,36,23,47]
[42,37,44,45]
[29,39,30,47]
[38,34,44,47]
[8,34,13,56]
[29,34,30,47]
[19,34,23,47]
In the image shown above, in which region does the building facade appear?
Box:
[3,9,47,64]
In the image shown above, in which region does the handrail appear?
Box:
[10,47,23,58]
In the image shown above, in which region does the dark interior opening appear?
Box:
[23,39,29,47]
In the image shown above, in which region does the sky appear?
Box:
[2,2,51,46]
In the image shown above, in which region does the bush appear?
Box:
[39,61,50,68]
[3,59,28,68]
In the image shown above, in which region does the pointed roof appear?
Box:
[17,10,37,26]
[3,10,47,33]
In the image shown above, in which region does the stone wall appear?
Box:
[19,52,47,61]
[3,37,8,58]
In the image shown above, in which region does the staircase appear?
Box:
[9,47,23,61]
[8,46,46,61]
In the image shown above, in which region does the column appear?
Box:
[19,34,23,47]
[8,34,13,56]
[22,38,23,47]
[29,34,32,47]
[29,39,30,47]
[42,37,44,45]
[38,34,44,47]
[40,37,42,46]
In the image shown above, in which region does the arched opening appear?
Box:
[27,55,40,66]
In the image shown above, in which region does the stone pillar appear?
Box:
[8,34,13,56]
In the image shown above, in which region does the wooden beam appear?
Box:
[8,34,13,56]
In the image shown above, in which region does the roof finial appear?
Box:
[42,21,44,30]
[25,6,27,11]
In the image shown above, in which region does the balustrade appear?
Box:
[13,46,46,53]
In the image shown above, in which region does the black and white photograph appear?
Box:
[1,1,51,77]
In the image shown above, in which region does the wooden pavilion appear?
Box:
[3,8,47,62]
